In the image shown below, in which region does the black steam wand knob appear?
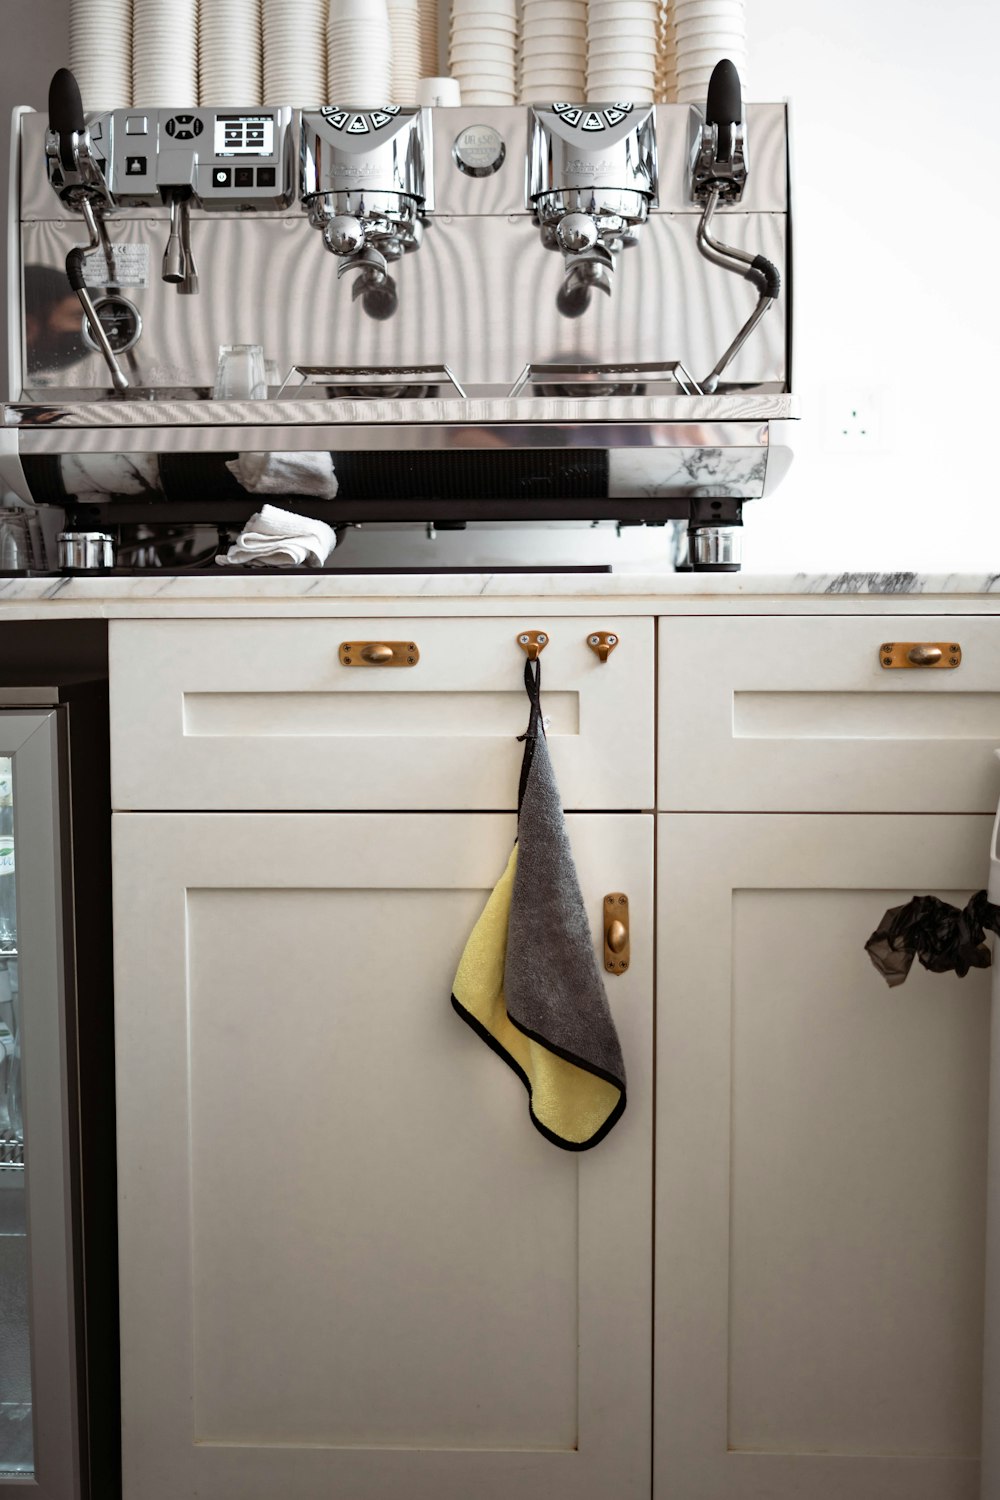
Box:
[705,58,742,164]
[48,67,86,171]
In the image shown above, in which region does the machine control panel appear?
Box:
[93,106,295,210]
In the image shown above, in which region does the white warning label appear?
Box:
[82,242,150,289]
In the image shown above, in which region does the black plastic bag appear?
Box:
[865,890,1000,987]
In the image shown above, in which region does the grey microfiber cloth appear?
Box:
[451,659,627,1149]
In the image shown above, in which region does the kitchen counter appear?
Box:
[0,570,999,618]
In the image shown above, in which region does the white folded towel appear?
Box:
[225,451,339,499]
[216,503,337,568]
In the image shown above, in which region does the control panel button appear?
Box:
[125,115,148,135]
[212,167,232,187]
[165,115,204,139]
[125,156,147,176]
[234,166,254,188]
[256,166,276,187]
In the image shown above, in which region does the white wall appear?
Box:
[745,0,1000,572]
[2,1,997,571]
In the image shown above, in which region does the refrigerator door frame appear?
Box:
[0,707,82,1500]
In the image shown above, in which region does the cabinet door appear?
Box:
[659,615,1000,812]
[657,814,990,1500]
[113,812,652,1500]
[109,617,653,811]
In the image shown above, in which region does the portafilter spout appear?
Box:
[691,59,781,393]
[300,108,431,317]
[528,105,657,315]
[46,67,129,391]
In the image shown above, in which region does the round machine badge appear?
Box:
[452,125,506,178]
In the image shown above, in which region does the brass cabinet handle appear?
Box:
[339,641,420,667]
[604,893,630,975]
[879,641,961,670]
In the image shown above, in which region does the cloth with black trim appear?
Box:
[451,659,626,1150]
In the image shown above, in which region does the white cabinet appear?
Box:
[112,811,653,1500]
[656,812,991,1500]
[109,616,654,811]
[659,615,1000,811]
[106,601,998,1500]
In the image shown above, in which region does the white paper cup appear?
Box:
[523,22,587,38]
[519,0,586,17]
[675,45,743,69]
[450,41,518,62]
[522,74,587,90]
[676,34,747,54]
[416,76,462,105]
[673,0,745,15]
[452,0,517,13]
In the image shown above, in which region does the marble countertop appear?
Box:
[0,570,998,618]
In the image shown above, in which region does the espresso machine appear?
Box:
[0,62,796,570]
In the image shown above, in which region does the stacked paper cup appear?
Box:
[419,0,440,76]
[389,0,421,104]
[134,0,198,106]
[200,0,263,106]
[587,0,659,103]
[519,0,586,104]
[450,0,518,106]
[673,0,746,104]
[70,0,132,111]
[328,0,392,103]
[655,1,678,102]
[262,0,325,106]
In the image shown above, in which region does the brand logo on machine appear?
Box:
[567,158,614,175]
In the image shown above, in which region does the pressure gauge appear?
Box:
[81,295,142,355]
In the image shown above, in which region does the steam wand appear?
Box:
[65,203,129,392]
[692,59,781,393]
[47,68,129,391]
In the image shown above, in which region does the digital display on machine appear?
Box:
[214,114,274,156]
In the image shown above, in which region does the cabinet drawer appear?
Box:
[659,615,1000,811]
[110,617,653,811]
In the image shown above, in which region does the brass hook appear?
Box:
[587,631,619,664]
[517,630,549,661]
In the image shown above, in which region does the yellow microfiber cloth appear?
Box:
[451,658,626,1150]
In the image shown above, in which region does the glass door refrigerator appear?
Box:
[0,684,117,1500]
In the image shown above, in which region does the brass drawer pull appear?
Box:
[879,641,961,670]
[604,893,630,975]
[339,641,420,667]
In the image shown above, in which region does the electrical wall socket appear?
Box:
[824,387,885,451]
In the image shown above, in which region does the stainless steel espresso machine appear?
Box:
[0,63,796,571]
